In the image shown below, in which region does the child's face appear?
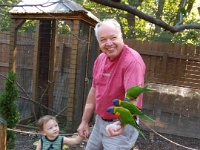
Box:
[42,119,59,140]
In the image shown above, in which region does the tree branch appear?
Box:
[91,0,200,33]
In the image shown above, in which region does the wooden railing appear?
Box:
[0,117,6,150]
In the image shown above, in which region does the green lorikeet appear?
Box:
[125,85,153,100]
[107,106,145,139]
[112,99,154,121]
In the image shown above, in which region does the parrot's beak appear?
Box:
[114,112,120,118]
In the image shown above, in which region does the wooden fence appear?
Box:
[1,36,199,90]
[124,39,200,138]
[125,39,200,90]
[0,32,200,139]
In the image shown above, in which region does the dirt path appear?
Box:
[15,130,200,150]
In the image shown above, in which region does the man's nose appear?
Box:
[105,39,113,45]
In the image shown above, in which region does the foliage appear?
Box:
[0,0,21,31]
[0,71,20,149]
[57,21,72,34]
[1,0,200,45]
[19,20,36,33]
[82,0,200,46]
[0,0,35,32]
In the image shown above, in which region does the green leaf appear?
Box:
[180,7,187,16]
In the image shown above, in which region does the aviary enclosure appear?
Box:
[0,0,99,132]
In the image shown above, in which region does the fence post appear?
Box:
[0,117,7,150]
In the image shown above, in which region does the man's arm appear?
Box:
[77,87,96,138]
[81,87,96,123]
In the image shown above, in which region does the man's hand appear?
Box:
[106,121,124,136]
[77,121,90,138]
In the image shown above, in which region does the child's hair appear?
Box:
[37,115,58,131]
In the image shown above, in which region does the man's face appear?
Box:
[97,24,124,60]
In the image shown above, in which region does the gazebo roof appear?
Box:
[9,0,100,24]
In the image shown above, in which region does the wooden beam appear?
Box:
[10,13,98,26]
[138,50,200,61]
[48,20,56,114]
[32,20,40,119]
[0,117,7,150]
[9,19,25,72]
[66,20,80,131]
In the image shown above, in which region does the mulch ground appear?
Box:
[15,130,200,150]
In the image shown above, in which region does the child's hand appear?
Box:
[106,121,124,136]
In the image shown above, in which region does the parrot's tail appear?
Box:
[141,114,155,122]
[143,86,154,93]
[134,126,146,140]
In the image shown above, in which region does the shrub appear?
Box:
[0,71,20,149]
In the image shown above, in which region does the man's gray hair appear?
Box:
[94,19,122,41]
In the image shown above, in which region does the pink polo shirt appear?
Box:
[92,44,146,119]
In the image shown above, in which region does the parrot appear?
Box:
[107,106,146,139]
[125,85,154,100]
[112,99,154,122]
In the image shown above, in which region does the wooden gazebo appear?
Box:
[9,0,99,131]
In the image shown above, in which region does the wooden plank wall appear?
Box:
[1,34,199,90]
[0,119,6,150]
[125,39,200,89]
[0,32,10,90]
[124,39,200,138]
[142,84,200,139]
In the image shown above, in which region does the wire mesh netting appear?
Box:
[0,19,99,132]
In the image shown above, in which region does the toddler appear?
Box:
[36,115,83,150]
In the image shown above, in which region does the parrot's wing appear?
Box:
[125,86,141,99]
[127,115,146,140]
[131,106,154,122]
[126,102,154,121]
[117,107,146,140]
[122,101,141,115]
[126,85,155,99]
